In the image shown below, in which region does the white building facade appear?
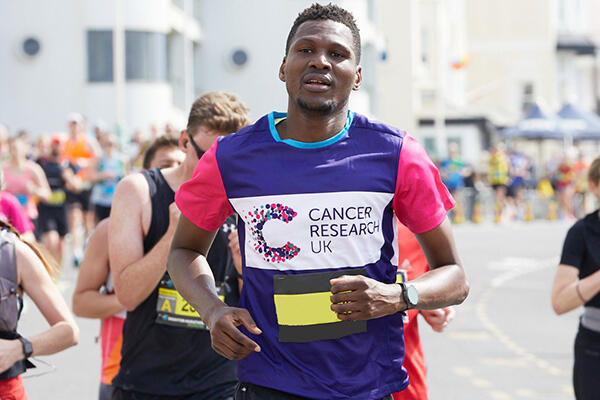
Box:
[193,0,383,120]
[0,0,200,136]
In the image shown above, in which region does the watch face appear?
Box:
[406,285,419,306]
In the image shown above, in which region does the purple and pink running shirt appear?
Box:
[175,110,454,400]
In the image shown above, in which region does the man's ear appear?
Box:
[352,66,362,91]
[279,57,287,83]
[179,130,188,150]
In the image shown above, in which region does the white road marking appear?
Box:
[451,366,474,377]
[489,390,512,399]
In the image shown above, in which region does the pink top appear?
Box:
[176,142,233,231]
[0,191,34,234]
[393,135,455,233]
[2,164,38,220]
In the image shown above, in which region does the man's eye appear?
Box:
[331,52,343,58]
[300,48,312,53]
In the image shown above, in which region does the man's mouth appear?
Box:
[306,79,329,85]
[303,75,332,91]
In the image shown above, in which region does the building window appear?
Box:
[420,29,429,64]
[125,31,167,82]
[423,137,437,158]
[87,30,113,82]
[521,82,535,113]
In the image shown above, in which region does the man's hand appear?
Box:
[330,275,402,321]
[0,339,24,374]
[421,306,455,333]
[205,304,262,360]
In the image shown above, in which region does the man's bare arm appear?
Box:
[330,217,469,320]
[167,215,261,360]
[28,161,52,201]
[410,217,469,309]
[167,215,221,317]
[73,219,124,319]
[108,174,178,311]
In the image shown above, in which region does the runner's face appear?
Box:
[589,180,600,201]
[50,142,62,158]
[280,19,361,116]
[68,121,80,136]
[150,146,185,169]
[188,126,225,158]
[9,139,27,160]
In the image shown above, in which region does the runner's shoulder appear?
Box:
[113,172,149,204]
[217,116,267,146]
[25,159,46,175]
[351,112,406,141]
[564,218,586,242]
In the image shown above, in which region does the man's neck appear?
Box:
[278,104,349,143]
[160,161,196,193]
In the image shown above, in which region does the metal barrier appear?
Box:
[449,187,597,224]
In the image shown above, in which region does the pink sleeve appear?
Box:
[0,192,34,234]
[393,135,455,234]
[174,140,234,231]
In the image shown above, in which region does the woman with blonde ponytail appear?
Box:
[0,176,78,399]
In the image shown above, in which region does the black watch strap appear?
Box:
[398,282,409,312]
[18,336,33,359]
[398,282,418,311]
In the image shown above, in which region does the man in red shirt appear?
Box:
[394,222,456,400]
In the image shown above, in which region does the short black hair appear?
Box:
[285,3,361,62]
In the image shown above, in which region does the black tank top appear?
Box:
[38,159,68,208]
[112,168,236,396]
[39,160,65,192]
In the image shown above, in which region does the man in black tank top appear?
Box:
[37,136,80,265]
[108,92,251,400]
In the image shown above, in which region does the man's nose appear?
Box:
[309,50,331,70]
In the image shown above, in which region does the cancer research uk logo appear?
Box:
[248,203,300,263]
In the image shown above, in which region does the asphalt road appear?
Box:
[18,220,579,399]
[422,221,577,400]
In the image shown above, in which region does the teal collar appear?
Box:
[267,110,354,149]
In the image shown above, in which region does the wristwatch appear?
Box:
[398,282,419,311]
[18,336,33,359]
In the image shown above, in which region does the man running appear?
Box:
[108,92,251,400]
[73,136,184,400]
[61,112,100,263]
[168,4,469,400]
[37,134,81,265]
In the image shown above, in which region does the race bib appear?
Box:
[47,190,66,205]
[15,194,28,207]
[273,268,367,343]
[102,185,116,196]
[155,278,224,330]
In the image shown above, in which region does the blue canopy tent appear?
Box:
[502,104,563,140]
[557,103,600,141]
[501,105,566,180]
